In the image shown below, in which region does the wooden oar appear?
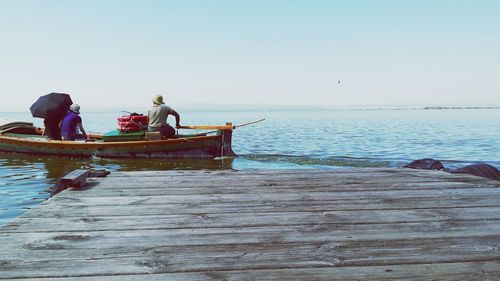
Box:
[177,125,234,130]
[234,118,265,128]
[177,119,265,130]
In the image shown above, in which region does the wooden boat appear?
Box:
[0,119,236,158]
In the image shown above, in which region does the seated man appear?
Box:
[60,104,88,141]
[147,95,180,138]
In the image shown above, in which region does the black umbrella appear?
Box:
[30,93,73,119]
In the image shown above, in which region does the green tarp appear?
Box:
[102,130,145,142]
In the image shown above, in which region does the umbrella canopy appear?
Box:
[30,93,73,119]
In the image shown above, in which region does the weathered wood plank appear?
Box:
[1,261,500,280]
[20,195,500,218]
[59,169,91,187]
[102,171,494,185]
[2,220,500,253]
[104,168,477,178]
[46,187,500,207]
[3,207,500,233]
[105,170,497,187]
[2,236,500,266]
[76,181,497,197]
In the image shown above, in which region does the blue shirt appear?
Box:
[61,111,82,137]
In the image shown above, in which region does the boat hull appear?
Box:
[0,130,236,159]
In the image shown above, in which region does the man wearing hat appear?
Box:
[60,104,88,141]
[148,95,181,139]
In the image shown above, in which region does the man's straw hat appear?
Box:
[152,95,165,105]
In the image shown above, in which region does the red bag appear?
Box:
[117,114,148,132]
[118,115,148,123]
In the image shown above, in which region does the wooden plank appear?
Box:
[2,220,500,253]
[2,235,500,264]
[105,168,496,183]
[4,261,500,280]
[59,169,91,187]
[1,237,500,278]
[104,168,436,176]
[98,173,497,189]
[4,207,500,233]
[102,169,477,181]
[75,181,495,197]
[45,187,500,207]
[20,195,500,218]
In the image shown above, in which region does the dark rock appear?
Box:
[403,158,444,170]
[450,164,500,181]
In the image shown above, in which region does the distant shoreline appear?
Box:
[422,106,500,110]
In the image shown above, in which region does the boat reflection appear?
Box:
[0,151,235,181]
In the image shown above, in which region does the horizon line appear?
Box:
[1,105,500,113]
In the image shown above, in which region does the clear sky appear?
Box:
[1,0,499,111]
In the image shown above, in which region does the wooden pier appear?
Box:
[1,168,500,280]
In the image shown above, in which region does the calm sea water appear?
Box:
[0,107,499,224]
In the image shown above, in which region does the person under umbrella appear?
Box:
[30,93,73,140]
[43,115,64,140]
